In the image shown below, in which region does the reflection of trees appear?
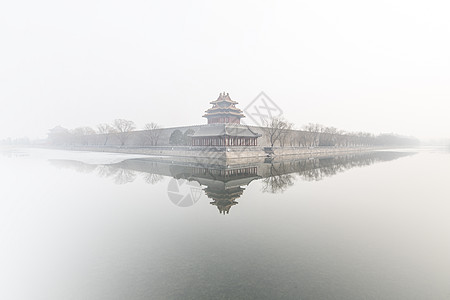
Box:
[97,165,137,184]
[112,169,136,184]
[297,159,323,181]
[49,151,413,199]
[261,163,295,193]
[294,157,351,181]
[297,154,381,181]
[50,159,165,185]
[50,160,137,184]
[49,159,98,173]
[97,165,116,177]
[261,151,414,192]
[143,173,164,184]
[287,152,412,181]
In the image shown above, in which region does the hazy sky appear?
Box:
[1,0,449,140]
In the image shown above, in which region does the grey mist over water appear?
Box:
[1,147,450,299]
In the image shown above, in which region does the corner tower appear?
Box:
[203,92,245,124]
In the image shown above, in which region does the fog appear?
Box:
[1,0,449,140]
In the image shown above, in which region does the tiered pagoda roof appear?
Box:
[206,186,243,215]
[203,92,245,122]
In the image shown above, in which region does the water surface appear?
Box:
[0,147,449,299]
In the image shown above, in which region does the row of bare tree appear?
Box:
[48,119,162,146]
[262,117,420,147]
[48,117,419,148]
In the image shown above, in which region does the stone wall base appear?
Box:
[44,145,382,160]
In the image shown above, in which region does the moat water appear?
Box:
[0,147,449,299]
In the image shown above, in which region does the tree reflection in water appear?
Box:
[97,165,137,185]
[50,159,98,174]
[261,151,415,192]
[261,163,295,193]
[143,173,164,185]
[49,150,415,214]
[296,153,400,181]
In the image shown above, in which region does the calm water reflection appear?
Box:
[1,147,449,299]
[49,151,413,214]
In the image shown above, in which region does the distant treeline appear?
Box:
[42,118,421,148]
[263,120,420,147]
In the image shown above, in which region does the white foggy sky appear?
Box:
[1,0,449,140]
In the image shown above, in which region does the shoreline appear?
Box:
[9,144,395,160]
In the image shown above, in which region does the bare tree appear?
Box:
[335,130,348,147]
[72,126,96,136]
[319,126,338,146]
[97,123,116,146]
[169,129,184,145]
[293,131,307,147]
[302,124,315,147]
[263,117,293,147]
[71,126,96,145]
[280,129,293,147]
[113,119,136,146]
[114,119,135,132]
[143,122,161,146]
[302,123,325,147]
[48,126,71,145]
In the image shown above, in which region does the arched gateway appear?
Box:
[190,93,261,147]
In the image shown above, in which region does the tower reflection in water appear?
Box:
[191,166,259,214]
[50,151,414,215]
